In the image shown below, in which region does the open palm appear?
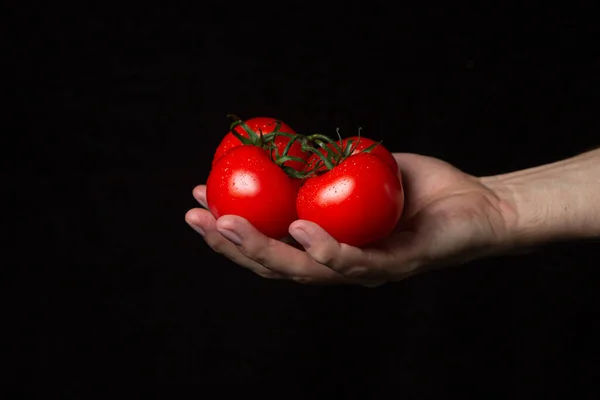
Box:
[185,153,515,286]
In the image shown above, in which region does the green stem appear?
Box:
[313,139,339,161]
[275,155,307,166]
[281,133,300,157]
[229,119,261,143]
[231,130,255,145]
[302,143,335,170]
[305,133,343,154]
[362,141,381,153]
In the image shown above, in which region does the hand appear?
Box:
[185,153,516,287]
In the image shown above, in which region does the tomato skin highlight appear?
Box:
[212,117,309,173]
[207,145,299,239]
[296,153,404,248]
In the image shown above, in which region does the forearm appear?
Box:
[480,148,600,247]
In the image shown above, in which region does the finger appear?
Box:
[288,220,397,281]
[185,208,285,280]
[215,215,348,284]
[192,185,208,209]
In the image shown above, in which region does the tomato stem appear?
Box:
[335,127,343,143]
[223,114,382,180]
[280,132,300,158]
[301,142,335,170]
[305,133,343,153]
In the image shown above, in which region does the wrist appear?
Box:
[480,149,600,248]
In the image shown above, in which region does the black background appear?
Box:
[8,2,600,396]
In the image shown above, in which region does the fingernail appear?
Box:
[217,228,243,246]
[199,199,208,209]
[291,227,311,249]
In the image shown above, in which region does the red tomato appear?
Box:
[207,145,299,239]
[212,117,310,173]
[296,152,404,247]
[343,136,398,174]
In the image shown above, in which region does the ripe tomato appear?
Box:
[297,152,404,247]
[212,117,310,173]
[343,136,398,174]
[207,145,299,239]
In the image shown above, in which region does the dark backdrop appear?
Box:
[8,3,599,396]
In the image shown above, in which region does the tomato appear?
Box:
[212,117,310,173]
[343,136,398,174]
[303,136,398,176]
[296,152,404,247]
[207,145,299,239]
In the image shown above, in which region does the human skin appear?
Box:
[185,149,600,287]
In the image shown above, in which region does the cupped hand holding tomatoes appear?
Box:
[187,152,513,287]
[193,120,512,287]
[297,152,404,247]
